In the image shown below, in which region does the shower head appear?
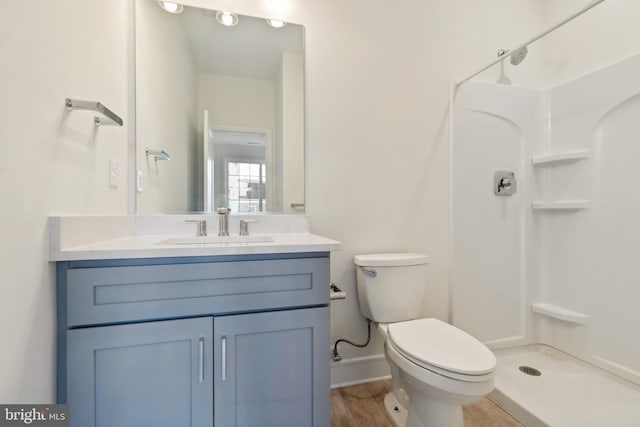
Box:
[509,46,528,66]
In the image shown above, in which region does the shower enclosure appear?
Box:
[451,1,640,425]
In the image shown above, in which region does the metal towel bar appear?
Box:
[65,97,123,126]
[145,148,171,162]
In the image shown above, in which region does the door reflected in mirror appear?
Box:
[135,0,305,214]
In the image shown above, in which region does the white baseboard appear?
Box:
[330,354,391,389]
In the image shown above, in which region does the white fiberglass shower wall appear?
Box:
[452,1,640,425]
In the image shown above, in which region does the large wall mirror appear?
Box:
[135,0,305,214]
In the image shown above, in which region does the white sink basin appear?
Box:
[160,235,274,245]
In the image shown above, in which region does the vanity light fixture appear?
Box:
[157,1,183,14]
[216,11,239,26]
[266,19,287,28]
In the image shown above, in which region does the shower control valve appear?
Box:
[494,171,517,196]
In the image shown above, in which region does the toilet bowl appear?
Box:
[380,320,495,427]
[354,254,496,427]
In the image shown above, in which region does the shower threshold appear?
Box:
[489,344,640,427]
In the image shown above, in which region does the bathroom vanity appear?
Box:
[51,216,339,427]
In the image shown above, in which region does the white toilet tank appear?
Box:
[354,253,429,323]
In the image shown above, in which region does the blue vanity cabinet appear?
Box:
[56,253,330,427]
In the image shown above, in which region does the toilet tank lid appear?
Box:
[354,253,429,267]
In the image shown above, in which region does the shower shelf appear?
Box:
[531,149,592,166]
[532,303,589,325]
[531,201,590,211]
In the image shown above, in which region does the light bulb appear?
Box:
[216,11,239,26]
[266,19,286,28]
[157,1,183,14]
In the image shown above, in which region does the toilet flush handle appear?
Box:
[361,267,377,278]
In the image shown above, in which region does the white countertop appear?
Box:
[49,215,341,261]
[51,233,341,261]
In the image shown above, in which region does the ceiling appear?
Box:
[180,6,304,81]
[212,129,267,146]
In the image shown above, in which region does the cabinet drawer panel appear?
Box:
[66,257,329,326]
[93,273,310,305]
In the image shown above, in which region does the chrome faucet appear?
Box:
[217,207,231,236]
[185,220,207,237]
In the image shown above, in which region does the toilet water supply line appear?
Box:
[331,318,372,362]
[328,281,371,361]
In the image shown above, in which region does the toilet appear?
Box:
[354,253,496,427]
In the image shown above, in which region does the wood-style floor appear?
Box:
[331,379,523,427]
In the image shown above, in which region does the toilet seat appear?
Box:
[386,319,496,382]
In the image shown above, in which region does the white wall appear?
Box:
[0,0,549,402]
[0,0,129,402]
[198,74,276,130]
[540,0,640,88]
[299,0,544,373]
[136,0,198,213]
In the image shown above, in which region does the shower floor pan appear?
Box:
[490,345,640,427]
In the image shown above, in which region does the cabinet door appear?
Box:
[67,317,213,427]
[214,307,330,427]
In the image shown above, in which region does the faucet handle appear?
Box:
[216,207,231,237]
[239,219,256,236]
[185,219,207,237]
